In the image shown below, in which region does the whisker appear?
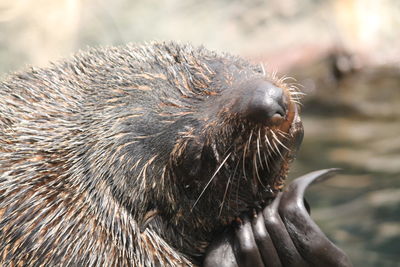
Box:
[260,63,266,76]
[237,149,246,210]
[246,130,253,153]
[266,132,279,156]
[253,152,265,188]
[242,130,253,181]
[288,83,304,91]
[271,131,289,151]
[264,134,276,171]
[276,130,289,139]
[192,152,232,211]
[263,151,270,171]
[219,159,240,217]
[256,129,264,169]
[288,91,306,96]
[278,75,296,83]
[272,138,284,159]
[264,134,274,155]
[242,139,248,181]
[271,69,278,80]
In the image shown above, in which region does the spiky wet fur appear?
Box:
[0,42,302,266]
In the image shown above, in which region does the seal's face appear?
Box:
[170,72,303,223]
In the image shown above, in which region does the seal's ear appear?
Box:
[139,209,159,232]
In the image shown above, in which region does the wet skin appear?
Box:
[203,169,352,267]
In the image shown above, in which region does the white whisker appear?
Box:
[264,134,273,155]
[263,151,270,171]
[256,129,264,169]
[219,159,240,217]
[271,131,289,151]
[260,63,266,76]
[253,152,265,188]
[289,92,306,97]
[192,152,232,211]
[272,138,284,159]
[277,130,289,139]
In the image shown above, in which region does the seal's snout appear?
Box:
[241,80,288,124]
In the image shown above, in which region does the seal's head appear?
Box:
[0,42,307,265]
[168,62,304,224]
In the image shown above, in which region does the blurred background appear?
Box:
[1,0,399,265]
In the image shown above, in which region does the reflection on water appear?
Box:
[288,64,400,266]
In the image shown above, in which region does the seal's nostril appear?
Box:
[274,105,286,118]
[243,80,287,123]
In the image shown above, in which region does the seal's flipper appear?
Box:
[203,230,238,267]
[233,216,264,267]
[262,194,308,267]
[251,211,281,266]
[278,169,352,267]
[204,169,352,267]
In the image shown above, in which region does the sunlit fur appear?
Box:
[0,42,302,266]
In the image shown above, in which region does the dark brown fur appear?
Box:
[0,42,302,266]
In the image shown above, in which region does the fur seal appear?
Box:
[0,42,348,266]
